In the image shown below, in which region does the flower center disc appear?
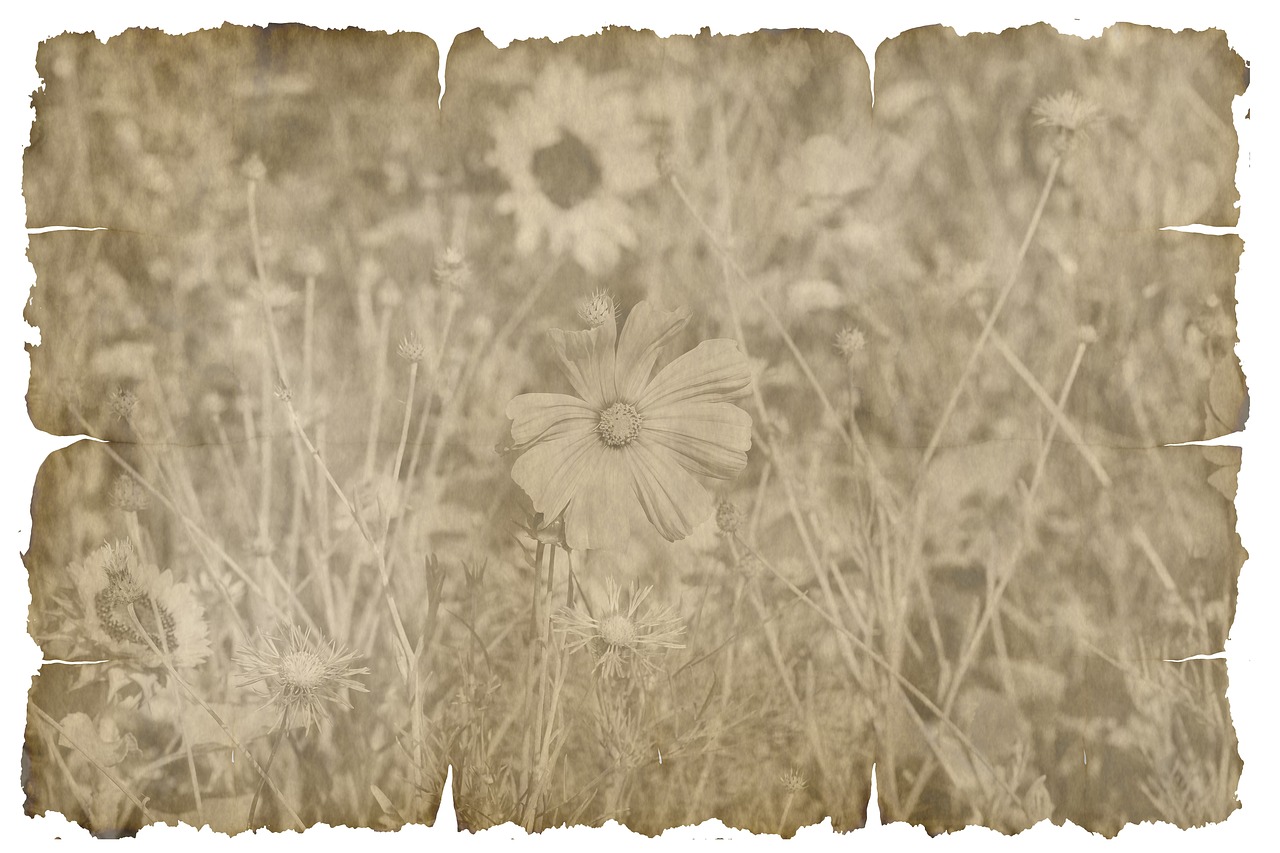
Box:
[599,613,638,648]
[531,131,603,209]
[598,402,642,448]
[280,651,327,693]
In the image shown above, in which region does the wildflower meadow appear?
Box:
[20,23,1246,838]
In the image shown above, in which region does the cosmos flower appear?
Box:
[69,540,210,669]
[555,580,685,679]
[506,299,753,550]
[487,60,658,275]
[235,626,370,733]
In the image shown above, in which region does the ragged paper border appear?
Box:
[2,2,1273,849]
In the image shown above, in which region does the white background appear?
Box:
[2,2,1274,850]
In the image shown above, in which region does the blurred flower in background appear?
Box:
[488,60,659,274]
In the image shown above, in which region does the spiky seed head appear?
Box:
[273,382,293,403]
[235,626,370,733]
[780,769,809,793]
[241,154,267,182]
[716,500,743,535]
[577,289,618,329]
[834,326,867,361]
[434,247,470,293]
[108,388,139,422]
[1032,91,1104,152]
[397,333,427,364]
[108,473,150,513]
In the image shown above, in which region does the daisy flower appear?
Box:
[506,300,753,550]
[488,60,658,275]
[69,540,210,669]
[555,580,685,679]
[235,626,370,733]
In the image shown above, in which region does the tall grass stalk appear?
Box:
[915,152,1064,480]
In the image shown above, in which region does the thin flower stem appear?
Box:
[777,790,797,836]
[258,333,276,563]
[281,400,416,681]
[668,172,896,510]
[980,315,1112,488]
[916,153,1063,481]
[146,596,204,826]
[525,629,568,831]
[523,543,567,831]
[403,290,460,494]
[124,606,306,831]
[31,703,159,825]
[732,535,1023,806]
[362,302,394,483]
[248,711,291,829]
[246,178,292,389]
[381,360,419,553]
[900,339,1090,816]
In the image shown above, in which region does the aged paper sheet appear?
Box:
[9,8,1265,845]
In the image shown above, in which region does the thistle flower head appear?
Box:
[434,246,470,293]
[780,769,809,793]
[576,289,618,329]
[108,473,150,513]
[834,326,867,361]
[554,580,685,679]
[1033,91,1104,151]
[715,500,743,535]
[241,153,267,182]
[107,388,138,422]
[235,626,370,733]
[273,382,293,403]
[397,332,427,364]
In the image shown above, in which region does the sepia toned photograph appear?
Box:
[10,7,1262,844]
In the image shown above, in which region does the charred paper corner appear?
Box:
[21,22,1246,837]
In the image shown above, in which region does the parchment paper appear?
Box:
[16,17,1251,840]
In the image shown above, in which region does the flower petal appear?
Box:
[637,338,752,412]
[511,430,604,526]
[614,302,691,402]
[642,402,752,479]
[564,451,632,550]
[506,393,598,449]
[548,317,617,409]
[624,438,715,542]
